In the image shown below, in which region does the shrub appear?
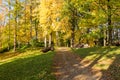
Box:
[0,47,9,53]
[30,38,44,47]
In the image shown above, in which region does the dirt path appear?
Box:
[53,47,102,80]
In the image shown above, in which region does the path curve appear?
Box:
[53,47,101,80]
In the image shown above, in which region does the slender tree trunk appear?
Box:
[56,31,59,46]
[103,28,106,46]
[117,29,120,40]
[44,35,47,48]
[8,0,11,50]
[71,31,75,47]
[35,20,38,40]
[107,0,112,45]
[24,0,27,39]
[103,26,107,46]
[118,29,120,41]
[14,0,18,52]
[49,33,52,47]
[8,16,11,50]
[14,17,17,52]
[30,0,32,39]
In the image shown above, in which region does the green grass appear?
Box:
[73,46,120,79]
[0,50,56,80]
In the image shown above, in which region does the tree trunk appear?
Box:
[8,0,11,50]
[107,0,112,45]
[30,0,32,39]
[14,0,18,52]
[117,29,120,41]
[103,29,106,46]
[118,29,120,40]
[24,0,27,39]
[44,35,47,48]
[103,26,107,46]
[35,20,38,40]
[49,33,52,47]
[71,31,75,47]
[14,18,17,52]
[56,31,60,47]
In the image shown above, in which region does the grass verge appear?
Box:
[73,46,120,80]
[0,50,56,80]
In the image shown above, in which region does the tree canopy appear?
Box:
[0,0,120,51]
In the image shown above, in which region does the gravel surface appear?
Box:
[53,47,102,80]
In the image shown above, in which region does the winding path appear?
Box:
[53,47,102,80]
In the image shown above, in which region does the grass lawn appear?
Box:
[0,49,56,80]
[73,46,120,80]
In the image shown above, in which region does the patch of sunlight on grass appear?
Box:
[0,50,41,65]
[84,53,98,61]
[0,50,56,80]
[74,47,120,70]
[94,48,120,70]
[93,56,115,70]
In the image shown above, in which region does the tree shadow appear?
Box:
[73,46,119,61]
[0,52,20,60]
[72,47,99,59]
[85,47,119,68]
[100,54,120,80]
[71,47,120,80]
[53,47,120,80]
[0,51,55,80]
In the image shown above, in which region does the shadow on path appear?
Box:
[53,47,100,80]
[100,54,120,80]
[53,47,120,80]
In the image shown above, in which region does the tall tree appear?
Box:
[8,0,11,50]
[95,0,120,45]
[13,0,23,51]
[107,0,112,45]
[13,0,18,51]
[62,0,82,47]
[30,0,33,39]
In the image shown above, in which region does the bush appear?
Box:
[36,42,44,47]
[20,45,29,50]
[0,44,14,53]
[30,38,44,47]
[0,47,9,53]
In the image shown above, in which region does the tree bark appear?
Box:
[44,35,47,48]
[56,31,60,46]
[8,0,11,50]
[24,0,27,39]
[71,31,75,47]
[107,0,112,45]
[35,20,38,40]
[49,33,52,47]
[14,17,17,52]
[103,27,106,46]
[14,0,18,52]
[30,0,32,39]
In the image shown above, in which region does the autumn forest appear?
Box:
[0,0,120,80]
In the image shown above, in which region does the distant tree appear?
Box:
[95,0,120,45]
[8,0,11,50]
[29,0,33,39]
